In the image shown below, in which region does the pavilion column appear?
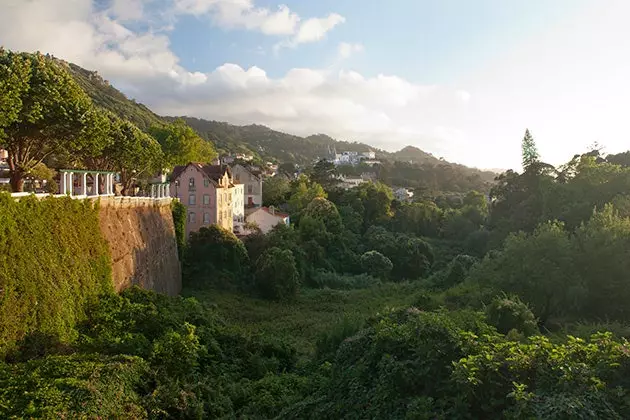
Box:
[81,173,87,196]
[60,171,66,194]
[93,173,100,196]
[68,172,74,196]
[106,174,112,195]
[165,184,170,198]
[151,184,155,198]
[104,174,109,196]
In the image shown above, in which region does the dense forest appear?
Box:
[6,49,630,418]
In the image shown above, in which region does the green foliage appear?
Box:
[521,128,539,170]
[0,354,148,418]
[360,250,393,279]
[184,225,250,289]
[0,50,107,191]
[470,221,582,324]
[255,247,300,301]
[171,199,187,260]
[0,194,112,357]
[310,159,339,190]
[315,315,364,362]
[288,175,327,218]
[262,175,291,207]
[485,294,539,336]
[312,271,382,290]
[150,119,217,168]
[99,114,164,194]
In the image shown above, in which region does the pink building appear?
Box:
[170,163,235,237]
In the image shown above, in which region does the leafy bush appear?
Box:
[485,294,539,336]
[183,225,250,289]
[255,247,300,301]
[312,270,381,290]
[0,194,112,357]
[315,316,364,362]
[360,250,393,279]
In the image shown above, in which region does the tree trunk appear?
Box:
[9,169,24,192]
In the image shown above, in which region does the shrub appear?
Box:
[312,270,381,290]
[360,250,393,279]
[255,247,300,301]
[315,316,364,362]
[485,294,539,336]
[183,225,250,289]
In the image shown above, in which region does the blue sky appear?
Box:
[2,0,628,170]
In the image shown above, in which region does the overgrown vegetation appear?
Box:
[0,193,112,357]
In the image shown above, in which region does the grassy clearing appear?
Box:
[184,283,423,355]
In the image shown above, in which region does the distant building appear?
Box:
[0,148,7,163]
[361,150,376,160]
[231,163,263,208]
[246,206,290,234]
[170,162,235,237]
[394,187,414,202]
[232,183,245,228]
[339,176,366,190]
[221,155,235,165]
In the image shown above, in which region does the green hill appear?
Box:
[60,61,497,188]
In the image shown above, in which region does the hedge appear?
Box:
[0,193,112,357]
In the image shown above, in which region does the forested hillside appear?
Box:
[60,61,497,192]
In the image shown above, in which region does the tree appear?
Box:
[149,120,216,168]
[101,116,164,195]
[310,159,339,190]
[184,225,250,289]
[255,247,300,301]
[263,176,290,207]
[521,128,539,171]
[485,294,538,336]
[0,50,108,191]
[302,197,343,234]
[470,221,583,324]
[287,175,326,217]
[360,251,393,280]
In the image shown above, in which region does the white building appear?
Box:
[339,176,366,190]
[362,150,376,159]
[231,163,263,208]
[232,183,245,225]
[394,187,414,202]
[246,206,290,234]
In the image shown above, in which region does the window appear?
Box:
[203,194,210,205]
[188,212,196,223]
[203,212,210,224]
[247,185,253,194]
[235,174,240,181]
[188,194,196,205]
[189,177,195,188]
[219,194,222,206]
[204,178,209,187]
[249,174,254,181]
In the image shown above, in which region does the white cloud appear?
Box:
[9,0,630,170]
[174,0,299,35]
[338,42,364,59]
[275,13,345,52]
[110,0,145,21]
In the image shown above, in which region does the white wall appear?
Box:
[246,208,289,234]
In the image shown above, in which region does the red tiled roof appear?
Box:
[257,206,289,218]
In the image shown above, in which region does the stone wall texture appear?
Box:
[98,197,181,296]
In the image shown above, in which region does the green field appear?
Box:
[185,283,422,355]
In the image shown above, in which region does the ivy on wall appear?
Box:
[171,199,187,260]
[0,193,113,357]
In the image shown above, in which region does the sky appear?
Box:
[1,0,629,171]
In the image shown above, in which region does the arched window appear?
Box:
[189,177,195,187]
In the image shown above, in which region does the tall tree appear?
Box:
[100,115,164,195]
[521,129,539,171]
[0,50,107,191]
[310,159,339,190]
[149,119,216,168]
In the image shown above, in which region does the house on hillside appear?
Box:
[232,183,245,230]
[170,162,236,237]
[231,163,263,208]
[246,206,290,234]
[394,187,414,202]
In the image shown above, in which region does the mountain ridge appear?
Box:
[61,60,496,180]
